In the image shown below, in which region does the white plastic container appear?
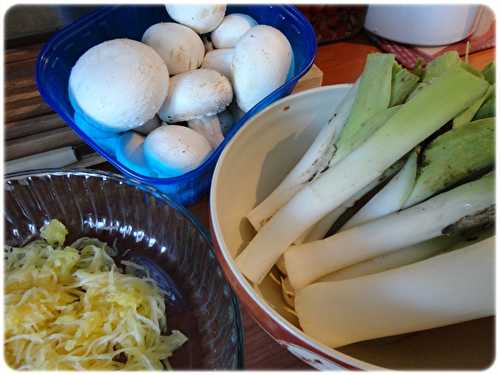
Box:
[364,5,480,46]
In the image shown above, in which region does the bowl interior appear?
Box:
[210,85,494,370]
[4,170,243,370]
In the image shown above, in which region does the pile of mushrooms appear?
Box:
[69,4,293,178]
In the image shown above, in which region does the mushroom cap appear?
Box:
[144,125,212,177]
[211,13,257,48]
[142,22,205,75]
[159,69,233,123]
[232,25,293,112]
[69,38,169,132]
[201,48,234,81]
[165,4,226,34]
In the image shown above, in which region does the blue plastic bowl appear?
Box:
[36,5,316,205]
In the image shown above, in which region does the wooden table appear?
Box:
[4,33,494,369]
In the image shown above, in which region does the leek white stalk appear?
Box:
[319,236,459,282]
[342,150,417,230]
[295,237,495,348]
[246,80,359,230]
[294,200,352,245]
[290,161,404,263]
[295,176,382,245]
[282,232,491,310]
[320,229,493,282]
[236,67,488,284]
[285,173,494,289]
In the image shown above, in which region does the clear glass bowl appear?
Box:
[4,169,244,370]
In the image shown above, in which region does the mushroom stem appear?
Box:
[218,110,234,135]
[134,115,161,136]
[188,115,224,148]
[202,35,214,52]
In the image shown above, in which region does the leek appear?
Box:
[389,63,420,106]
[246,81,359,230]
[295,237,495,348]
[330,105,401,166]
[247,54,394,230]
[423,51,462,82]
[281,235,472,308]
[332,53,394,147]
[407,51,463,101]
[285,173,494,289]
[474,95,495,120]
[343,116,494,228]
[319,230,492,282]
[237,66,488,284]
[453,84,493,127]
[319,236,458,282]
[343,150,417,230]
[404,117,494,207]
[295,160,404,245]
[482,61,495,84]
[295,193,362,245]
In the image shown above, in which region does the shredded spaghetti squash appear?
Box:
[5,219,187,370]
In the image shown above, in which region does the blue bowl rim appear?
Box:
[36,4,317,186]
[4,167,245,369]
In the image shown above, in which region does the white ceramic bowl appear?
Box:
[364,5,479,46]
[210,85,494,370]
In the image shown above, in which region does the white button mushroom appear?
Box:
[144,125,212,177]
[211,13,257,48]
[69,38,169,132]
[142,22,205,75]
[232,25,293,112]
[165,4,226,34]
[201,49,234,81]
[159,69,233,148]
